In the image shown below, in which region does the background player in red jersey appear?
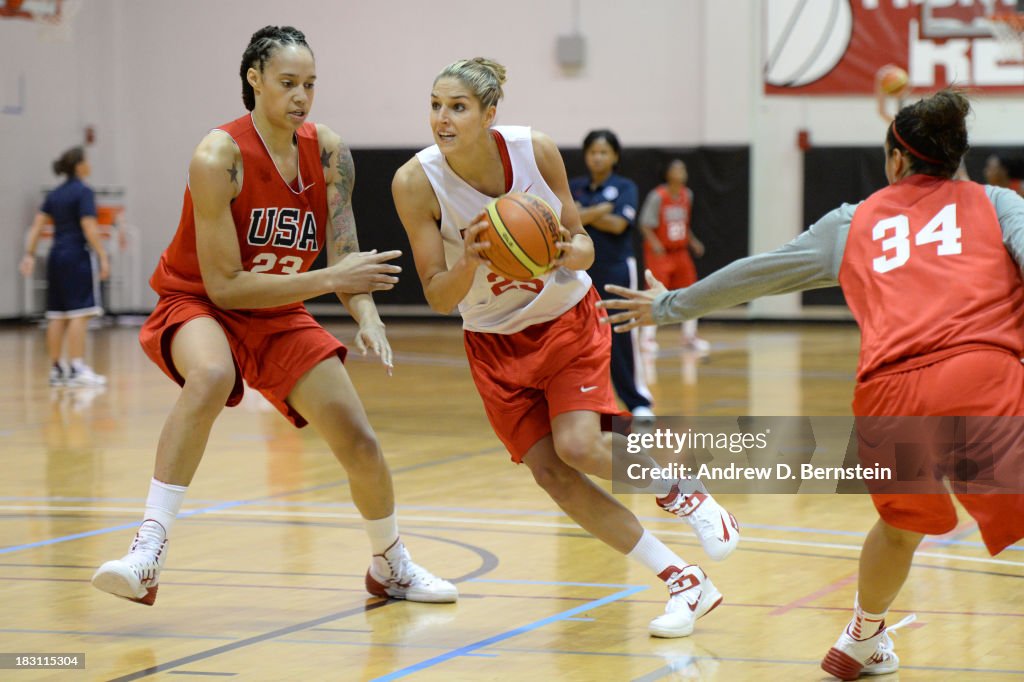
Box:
[91,26,456,607]
[638,159,707,352]
[392,57,738,639]
[600,89,1024,679]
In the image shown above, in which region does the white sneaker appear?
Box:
[682,337,711,353]
[657,486,739,561]
[49,363,66,387]
[821,614,916,680]
[632,405,656,424]
[649,565,723,638]
[365,540,458,603]
[67,364,107,387]
[91,519,167,605]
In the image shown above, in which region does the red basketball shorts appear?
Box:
[464,288,621,462]
[139,294,346,427]
[644,247,697,290]
[853,346,1024,555]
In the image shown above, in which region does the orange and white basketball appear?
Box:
[478,192,562,281]
[877,64,909,95]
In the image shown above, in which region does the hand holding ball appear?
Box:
[476,192,563,280]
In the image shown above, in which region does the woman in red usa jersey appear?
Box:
[392,57,741,639]
[602,89,1024,679]
[91,26,456,608]
[639,159,708,351]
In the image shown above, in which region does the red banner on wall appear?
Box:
[764,0,1024,94]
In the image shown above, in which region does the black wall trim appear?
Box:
[312,146,751,310]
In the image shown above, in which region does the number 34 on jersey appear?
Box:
[872,203,961,274]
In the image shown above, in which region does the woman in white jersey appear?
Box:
[392,57,741,638]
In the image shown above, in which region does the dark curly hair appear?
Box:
[887,89,970,178]
[239,26,312,111]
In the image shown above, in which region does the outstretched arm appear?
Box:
[600,203,855,330]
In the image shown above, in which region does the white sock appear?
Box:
[627,529,687,576]
[144,478,186,536]
[683,319,698,339]
[70,358,86,371]
[849,593,887,640]
[364,513,399,556]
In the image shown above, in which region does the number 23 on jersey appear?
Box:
[872,203,961,274]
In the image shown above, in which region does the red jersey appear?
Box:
[840,175,1024,379]
[150,114,328,312]
[652,185,693,250]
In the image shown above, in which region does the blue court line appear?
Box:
[0,445,501,557]
[0,521,142,555]
[0,497,257,556]
[3,496,1021,555]
[3,494,1021,553]
[370,584,647,681]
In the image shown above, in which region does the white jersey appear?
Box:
[415,125,591,334]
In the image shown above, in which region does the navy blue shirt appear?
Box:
[41,178,96,251]
[570,173,638,266]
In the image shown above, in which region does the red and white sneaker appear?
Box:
[91,519,167,605]
[657,486,739,561]
[649,565,723,638]
[365,539,458,603]
[821,614,916,680]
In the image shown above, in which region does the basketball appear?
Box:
[478,192,562,280]
[877,64,909,95]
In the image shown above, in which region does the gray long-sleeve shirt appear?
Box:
[652,185,1024,324]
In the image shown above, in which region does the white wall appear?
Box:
[101,0,712,312]
[0,1,120,317]
[4,0,1024,318]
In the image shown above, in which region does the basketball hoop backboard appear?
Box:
[920,0,1023,38]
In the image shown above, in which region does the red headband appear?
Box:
[890,122,942,165]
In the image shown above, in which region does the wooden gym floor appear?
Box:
[0,319,1021,681]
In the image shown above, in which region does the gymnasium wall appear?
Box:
[4,1,1024,319]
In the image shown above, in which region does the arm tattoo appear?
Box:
[328,139,359,259]
[227,161,239,187]
[320,147,332,171]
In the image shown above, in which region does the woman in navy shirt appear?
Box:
[20,146,109,386]
[570,129,653,419]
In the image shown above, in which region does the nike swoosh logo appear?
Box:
[580,386,598,393]
[686,592,702,612]
[523,182,534,193]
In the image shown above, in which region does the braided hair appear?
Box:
[239,26,312,111]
